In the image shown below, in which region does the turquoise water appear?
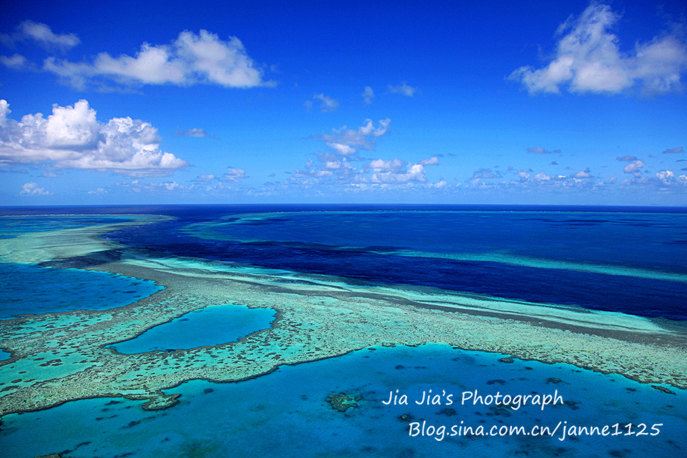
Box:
[0,215,132,238]
[109,305,275,353]
[0,213,161,318]
[0,349,9,361]
[0,263,161,319]
[1,345,684,457]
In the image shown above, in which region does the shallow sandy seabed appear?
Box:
[0,216,685,417]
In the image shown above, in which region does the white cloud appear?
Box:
[20,182,51,195]
[362,86,374,104]
[0,99,186,175]
[510,3,687,94]
[388,82,416,96]
[420,156,440,165]
[87,187,107,195]
[178,128,208,138]
[310,93,338,112]
[623,160,645,173]
[0,54,27,69]
[323,118,391,155]
[43,30,267,89]
[656,169,675,184]
[1,21,79,51]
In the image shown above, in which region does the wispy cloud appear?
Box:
[362,86,374,104]
[224,167,247,182]
[0,53,27,69]
[177,128,208,138]
[87,187,107,195]
[0,98,186,175]
[307,93,339,112]
[1,21,79,51]
[388,82,416,96]
[527,146,561,154]
[663,146,684,154]
[623,159,645,174]
[510,3,687,95]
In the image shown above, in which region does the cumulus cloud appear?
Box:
[527,146,561,154]
[663,146,684,154]
[0,98,186,175]
[43,30,268,89]
[510,3,687,94]
[362,86,374,104]
[0,54,27,69]
[388,82,416,96]
[369,156,439,184]
[623,159,645,173]
[575,168,592,178]
[656,169,674,184]
[20,182,51,195]
[177,128,208,138]
[1,21,79,51]
[323,118,391,156]
[309,93,338,112]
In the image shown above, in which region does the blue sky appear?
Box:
[0,0,686,205]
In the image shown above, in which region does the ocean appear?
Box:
[0,205,685,457]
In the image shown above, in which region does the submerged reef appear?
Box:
[0,217,686,417]
[326,392,362,412]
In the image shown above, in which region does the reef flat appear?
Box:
[0,218,686,419]
[0,214,171,266]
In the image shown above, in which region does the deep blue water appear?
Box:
[109,305,275,354]
[1,345,684,458]
[96,205,687,320]
[0,263,161,319]
[0,349,9,361]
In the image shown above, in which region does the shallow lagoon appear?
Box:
[109,304,275,353]
[1,344,684,457]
